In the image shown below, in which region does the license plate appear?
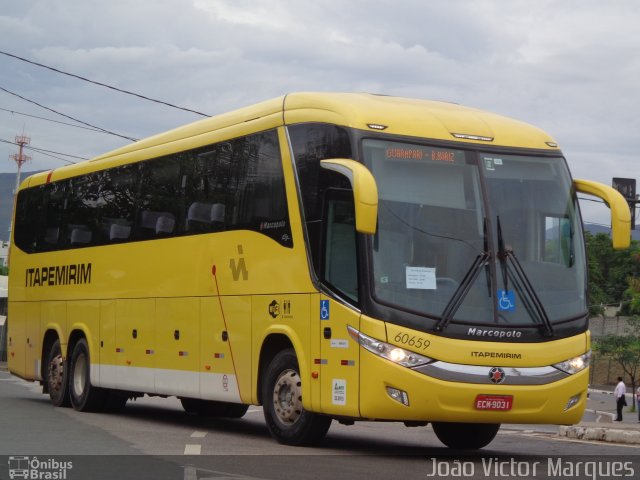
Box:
[475,395,513,411]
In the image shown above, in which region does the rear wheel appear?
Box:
[180,398,249,418]
[432,422,500,449]
[262,349,331,446]
[46,339,70,407]
[68,338,106,412]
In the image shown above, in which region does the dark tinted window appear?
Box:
[99,165,139,242]
[13,187,43,253]
[288,124,352,222]
[138,158,182,239]
[288,124,353,275]
[39,181,67,251]
[13,129,291,253]
[65,174,100,247]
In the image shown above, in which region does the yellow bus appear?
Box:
[8,93,630,449]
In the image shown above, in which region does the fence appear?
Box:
[589,315,636,387]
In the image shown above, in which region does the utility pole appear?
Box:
[10,134,31,195]
[7,133,31,241]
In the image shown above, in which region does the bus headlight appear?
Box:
[347,325,433,368]
[553,351,591,375]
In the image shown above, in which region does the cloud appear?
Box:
[0,0,638,227]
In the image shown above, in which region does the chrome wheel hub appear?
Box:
[48,354,64,394]
[272,369,303,425]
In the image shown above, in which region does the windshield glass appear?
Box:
[364,139,493,321]
[363,139,586,327]
[483,153,586,324]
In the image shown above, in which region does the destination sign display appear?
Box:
[384,144,465,164]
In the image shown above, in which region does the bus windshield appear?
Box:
[363,139,586,328]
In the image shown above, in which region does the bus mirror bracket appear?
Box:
[573,178,631,249]
[320,159,378,234]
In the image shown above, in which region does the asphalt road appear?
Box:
[1,371,639,480]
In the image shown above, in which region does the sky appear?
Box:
[0,0,639,226]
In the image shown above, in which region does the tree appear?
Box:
[594,317,640,411]
[585,232,640,316]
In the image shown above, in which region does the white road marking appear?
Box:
[190,431,207,438]
[184,444,202,455]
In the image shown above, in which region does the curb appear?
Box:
[559,425,640,445]
[585,408,615,422]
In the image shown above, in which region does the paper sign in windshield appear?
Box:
[406,267,437,290]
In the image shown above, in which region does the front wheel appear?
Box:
[432,422,500,449]
[68,338,106,412]
[262,349,331,446]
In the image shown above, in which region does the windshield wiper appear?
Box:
[435,220,491,333]
[496,217,554,337]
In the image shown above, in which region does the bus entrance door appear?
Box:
[318,295,360,417]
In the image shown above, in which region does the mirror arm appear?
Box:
[320,159,378,234]
[574,179,631,249]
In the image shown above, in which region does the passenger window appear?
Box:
[98,165,138,243]
[289,124,353,274]
[138,159,182,238]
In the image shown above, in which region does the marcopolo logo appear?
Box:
[8,456,73,479]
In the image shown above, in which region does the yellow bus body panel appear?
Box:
[360,350,587,424]
[358,316,588,423]
[385,322,588,367]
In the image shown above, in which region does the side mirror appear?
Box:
[320,159,378,234]
[573,179,631,249]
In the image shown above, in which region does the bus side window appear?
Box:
[14,186,44,253]
[288,124,353,274]
[138,158,183,238]
[182,143,230,233]
[40,181,68,251]
[98,165,138,243]
[322,189,358,303]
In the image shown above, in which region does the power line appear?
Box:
[0,85,138,142]
[0,50,210,117]
[0,138,81,164]
[28,145,86,161]
[0,106,105,133]
[28,148,76,165]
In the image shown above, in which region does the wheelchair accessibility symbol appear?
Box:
[497,290,515,311]
[320,300,330,320]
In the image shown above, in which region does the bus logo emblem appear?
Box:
[268,300,280,318]
[229,244,249,281]
[489,367,506,384]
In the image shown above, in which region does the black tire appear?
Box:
[46,339,70,407]
[180,398,249,418]
[432,422,500,449]
[68,338,106,412]
[262,348,331,446]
